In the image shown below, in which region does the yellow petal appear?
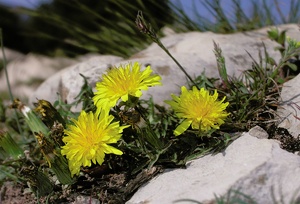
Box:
[93,62,161,110]
[61,110,128,176]
[174,119,192,136]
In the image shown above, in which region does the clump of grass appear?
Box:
[5,0,300,57]
[15,0,175,57]
[171,0,300,33]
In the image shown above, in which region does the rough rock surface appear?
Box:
[0,47,24,61]
[29,24,299,108]
[127,130,300,204]
[0,53,78,100]
[277,73,300,138]
[29,55,123,110]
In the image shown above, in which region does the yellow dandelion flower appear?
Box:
[165,86,229,136]
[61,110,129,176]
[93,62,162,112]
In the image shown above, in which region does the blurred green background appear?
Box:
[0,0,299,58]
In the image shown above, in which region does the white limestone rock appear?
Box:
[29,55,123,108]
[0,53,78,100]
[0,47,24,61]
[29,24,300,108]
[248,125,269,139]
[114,56,211,106]
[0,47,24,63]
[127,131,300,204]
[277,73,300,138]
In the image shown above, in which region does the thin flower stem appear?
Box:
[0,29,22,136]
[156,40,199,89]
[135,11,199,89]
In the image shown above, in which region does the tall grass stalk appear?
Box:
[171,0,300,33]
[0,29,22,136]
[135,11,199,89]
[16,0,174,57]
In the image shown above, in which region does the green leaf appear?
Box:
[50,155,75,185]
[278,30,287,45]
[174,119,192,136]
[0,131,23,159]
[0,166,19,183]
[267,28,279,41]
[284,62,298,71]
